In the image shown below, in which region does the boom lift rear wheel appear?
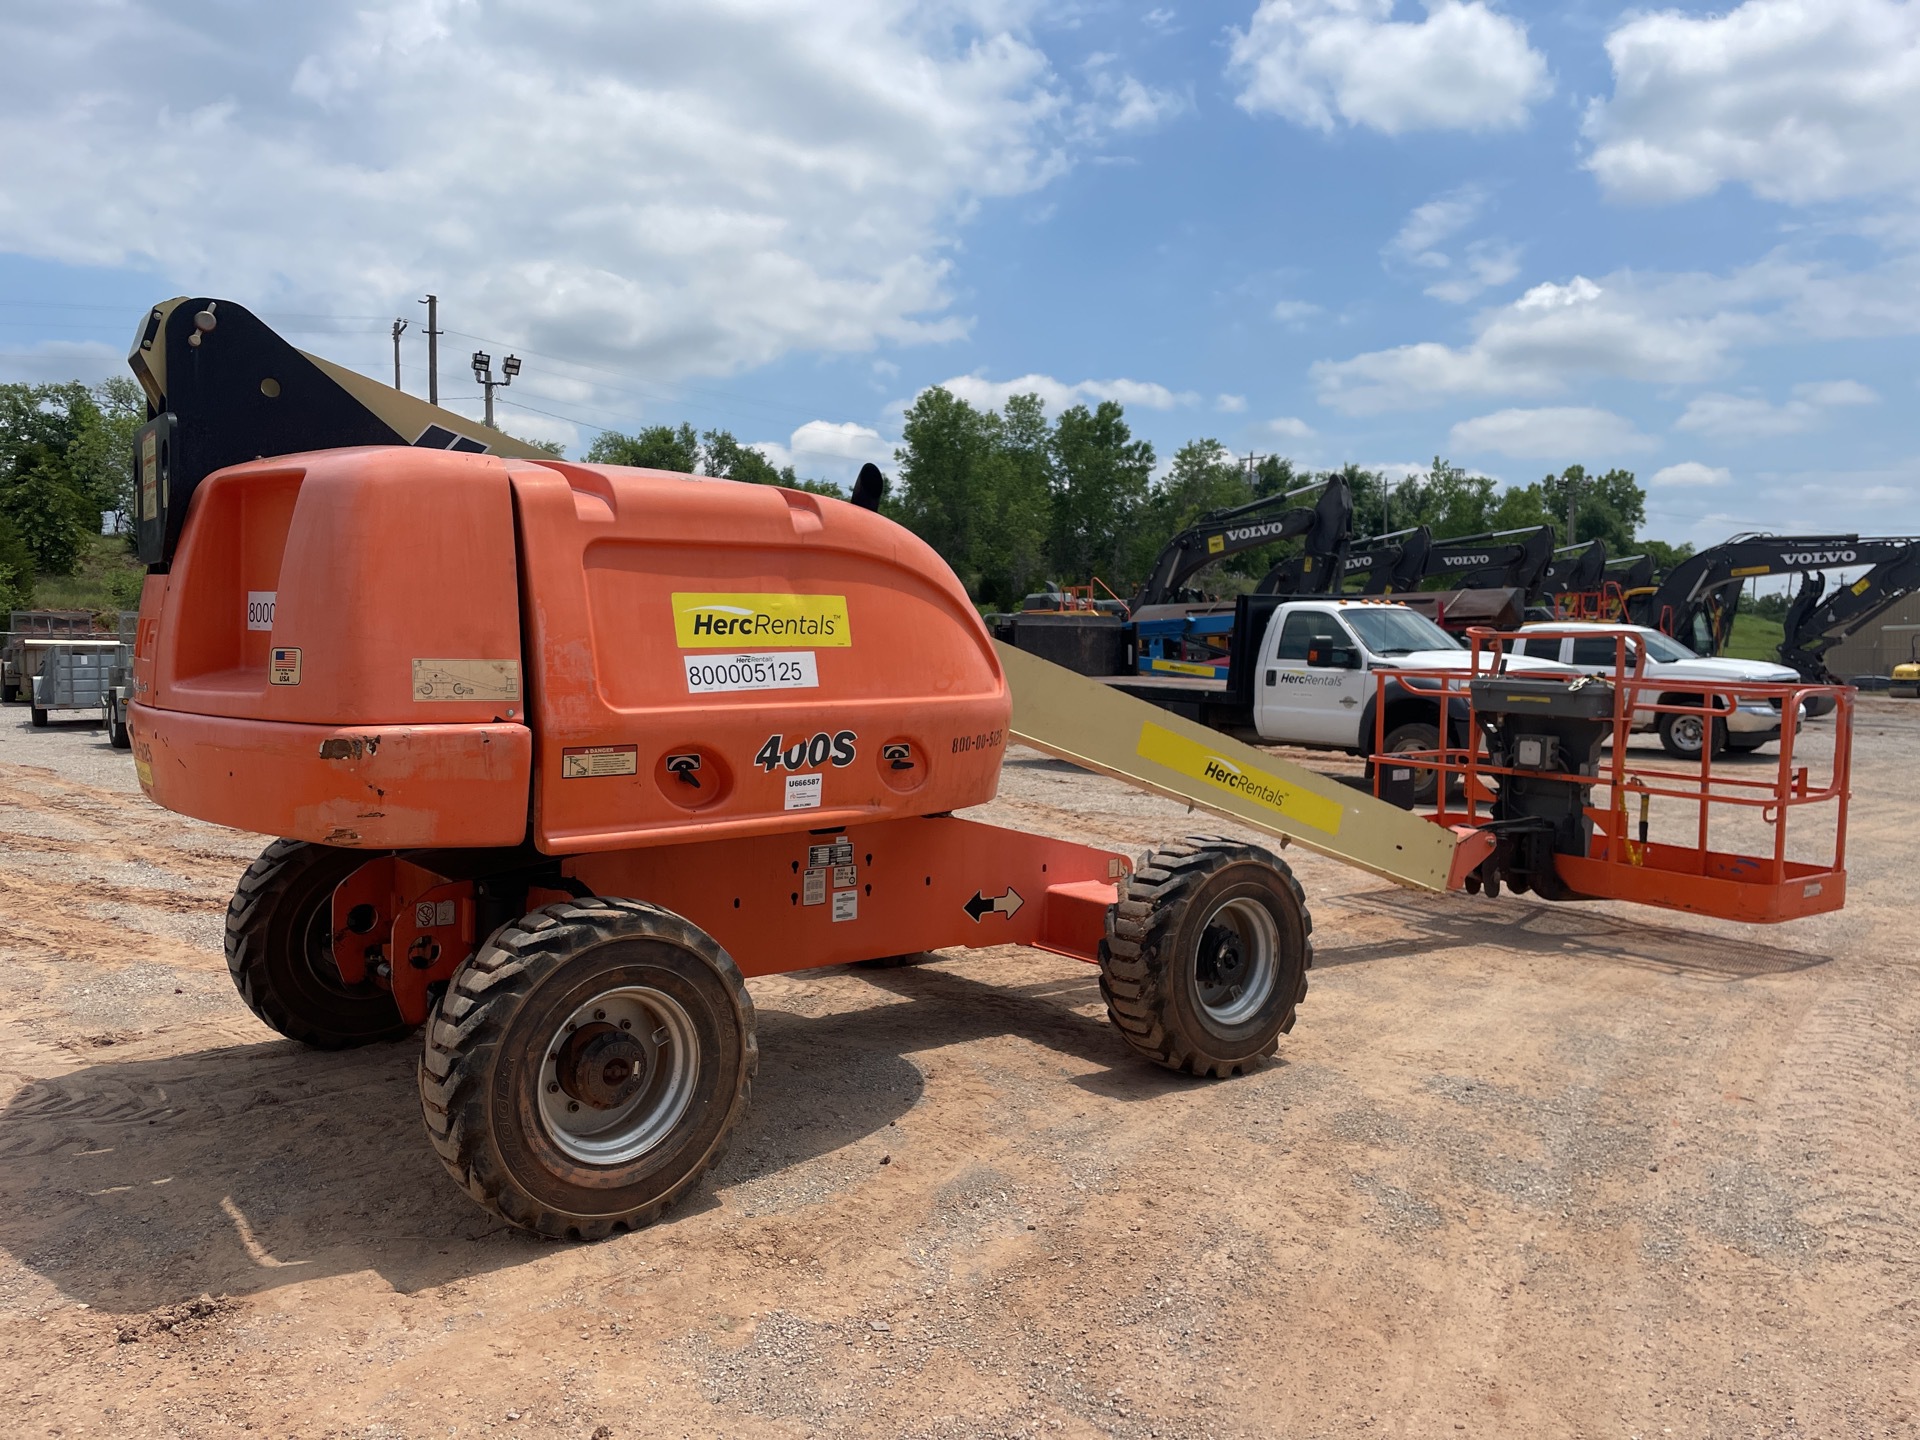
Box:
[419,898,755,1240]
[1098,837,1312,1077]
[226,840,413,1049]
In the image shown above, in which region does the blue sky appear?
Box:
[1,0,1915,554]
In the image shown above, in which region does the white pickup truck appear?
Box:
[1112,596,1575,800]
[1511,621,1798,758]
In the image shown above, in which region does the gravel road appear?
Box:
[0,701,1913,1438]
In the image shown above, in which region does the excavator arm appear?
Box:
[1781,541,1920,682]
[1135,478,1351,609]
[1634,534,1918,661]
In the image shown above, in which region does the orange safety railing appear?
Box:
[1552,581,1630,622]
[1369,625,1851,923]
[1025,577,1128,613]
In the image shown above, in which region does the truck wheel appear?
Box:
[420,899,756,1240]
[226,840,413,1049]
[1380,721,1442,805]
[29,707,48,728]
[1656,705,1726,759]
[107,710,131,749]
[1099,837,1312,1078]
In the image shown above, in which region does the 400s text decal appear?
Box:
[755,730,857,773]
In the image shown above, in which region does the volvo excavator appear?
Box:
[1630,533,1920,684]
[1130,478,1352,615]
[122,297,1852,1239]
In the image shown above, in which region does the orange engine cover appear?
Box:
[130,447,1010,852]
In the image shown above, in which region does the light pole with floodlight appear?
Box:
[471,350,521,429]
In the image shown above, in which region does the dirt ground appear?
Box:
[0,701,1914,1440]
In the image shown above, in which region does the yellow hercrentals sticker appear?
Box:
[1148,657,1221,677]
[1135,721,1343,835]
[671,592,851,649]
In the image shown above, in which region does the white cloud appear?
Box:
[1448,406,1656,460]
[1650,461,1732,488]
[1675,380,1882,439]
[1265,416,1316,439]
[1382,186,1521,303]
[0,339,122,387]
[1215,393,1248,412]
[1078,55,1187,135]
[1228,0,1549,136]
[1272,299,1323,328]
[1386,185,1487,262]
[0,1,1159,395]
[1585,0,1920,204]
[1313,274,1765,414]
[751,419,895,485]
[1795,379,1879,407]
[934,372,1200,412]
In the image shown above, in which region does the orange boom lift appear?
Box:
[123,299,1850,1237]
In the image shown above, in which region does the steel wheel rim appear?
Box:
[537,985,699,1166]
[1670,714,1704,752]
[1193,895,1280,1026]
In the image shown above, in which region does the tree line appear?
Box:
[0,375,1691,619]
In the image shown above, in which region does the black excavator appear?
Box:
[1781,540,1920,685]
[1629,533,1920,664]
[1538,540,1608,610]
[1130,476,1352,615]
[1308,525,1430,596]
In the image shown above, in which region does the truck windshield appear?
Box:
[1344,608,1460,655]
[1638,629,1699,663]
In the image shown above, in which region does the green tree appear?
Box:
[892,387,999,596]
[0,383,110,575]
[0,511,33,612]
[1049,401,1154,587]
[512,434,567,457]
[1537,465,1645,553]
[69,377,145,530]
[585,422,701,472]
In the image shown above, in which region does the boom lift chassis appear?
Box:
[124,298,1853,1238]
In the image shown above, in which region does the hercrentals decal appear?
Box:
[672,593,851,648]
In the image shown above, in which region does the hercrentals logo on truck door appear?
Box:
[671,593,852,648]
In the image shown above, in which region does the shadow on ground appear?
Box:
[0,957,1183,1313]
[1315,887,1829,980]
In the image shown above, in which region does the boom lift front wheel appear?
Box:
[226,840,414,1049]
[419,898,756,1241]
[1099,838,1312,1078]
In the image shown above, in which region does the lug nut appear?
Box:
[567,1101,580,1113]
[619,1019,632,1030]
[594,1009,606,1020]
[547,1082,559,1094]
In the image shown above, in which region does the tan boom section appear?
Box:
[996,641,1458,892]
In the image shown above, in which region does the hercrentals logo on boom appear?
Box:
[1202,757,1296,809]
[672,593,852,648]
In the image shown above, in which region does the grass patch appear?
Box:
[1723,611,1783,663]
[29,533,144,615]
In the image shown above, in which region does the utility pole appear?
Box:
[471,350,520,429]
[390,318,408,391]
[419,294,441,405]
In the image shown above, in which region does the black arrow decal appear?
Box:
[962,888,1025,922]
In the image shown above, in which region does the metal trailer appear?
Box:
[27,641,121,728]
[103,610,137,748]
[3,611,97,703]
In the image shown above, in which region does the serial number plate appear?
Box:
[683,651,819,694]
